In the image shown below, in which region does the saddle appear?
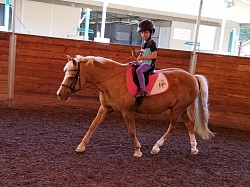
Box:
[126,64,169,97]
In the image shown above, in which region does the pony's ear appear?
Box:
[66,55,72,61]
[66,55,77,66]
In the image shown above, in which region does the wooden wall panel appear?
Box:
[0,31,250,131]
[13,34,191,109]
[196,52,250,130]
[0,32,10,104]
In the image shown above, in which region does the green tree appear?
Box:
[239,28,250,43]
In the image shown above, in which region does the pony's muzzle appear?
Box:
[57,88,70,101]
[56,89,63,100]
[57,92,62,99]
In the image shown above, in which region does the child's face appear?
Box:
[140,30,151,40]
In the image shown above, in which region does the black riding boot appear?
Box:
[136,89,147,98]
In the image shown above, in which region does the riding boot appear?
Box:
[136,89,147,98]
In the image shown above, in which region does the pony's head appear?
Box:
[57,56,82,101]
[57,55,121,100]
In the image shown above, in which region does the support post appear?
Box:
[238,41,242,56]
[7,0,16,107]
[101,1,108,39]
[229,28,236,55]
[218,19,226,52]
[84,8,91,40]
[189,0,203,75]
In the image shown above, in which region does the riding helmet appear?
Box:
[137,19,155,34]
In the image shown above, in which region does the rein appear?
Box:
[87,55,135,87]
[121,55,134,64]
[82,64,128,89]
[81,55,134,89]
[62,56,133,91]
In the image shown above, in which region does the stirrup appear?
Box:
[136,90,147,98]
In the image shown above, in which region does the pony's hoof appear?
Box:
[75,145,85,153]
[151,147,160,155]
[133,152,142,158]
[191,149,199,155]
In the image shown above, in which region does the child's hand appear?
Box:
[137,56,143,61]
[131,50,135,56]
[132,49,142,58]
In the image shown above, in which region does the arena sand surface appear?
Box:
[0,107,249,187]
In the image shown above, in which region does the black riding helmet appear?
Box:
[137,19,155,35]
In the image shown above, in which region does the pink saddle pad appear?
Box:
[126,65,170,96]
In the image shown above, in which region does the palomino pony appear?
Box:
[57,55,214,157]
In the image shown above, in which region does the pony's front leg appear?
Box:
[75,105,112,153]
[122,112,142,158]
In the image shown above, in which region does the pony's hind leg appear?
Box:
[151,123,175,155]
[151,107,183,155]
[122,111,142,158]
[75,105,113,153]
[181,109,199,155]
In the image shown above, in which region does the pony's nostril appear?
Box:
[57,93,61,98]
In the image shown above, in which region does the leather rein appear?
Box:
[61,56,133,93]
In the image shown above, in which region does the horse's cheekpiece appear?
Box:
[126,64,170,97]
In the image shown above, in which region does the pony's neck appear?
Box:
[83,57,126,91]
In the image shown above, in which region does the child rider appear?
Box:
[135,19,157,98]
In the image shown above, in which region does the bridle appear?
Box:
[61,61,81,93]
[60,55,134,93]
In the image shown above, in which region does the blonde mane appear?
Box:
[74,55,121,66]
[64,55,123,71]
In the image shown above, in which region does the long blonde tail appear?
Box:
[193,75,214,140]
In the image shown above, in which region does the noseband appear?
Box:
[61,61,81,93]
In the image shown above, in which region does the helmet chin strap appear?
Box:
[146,33,152,42]
[148,35,152,41]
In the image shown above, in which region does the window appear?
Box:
[0,3,12,31]
[198,25,217,51]
[239,27,250,43]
